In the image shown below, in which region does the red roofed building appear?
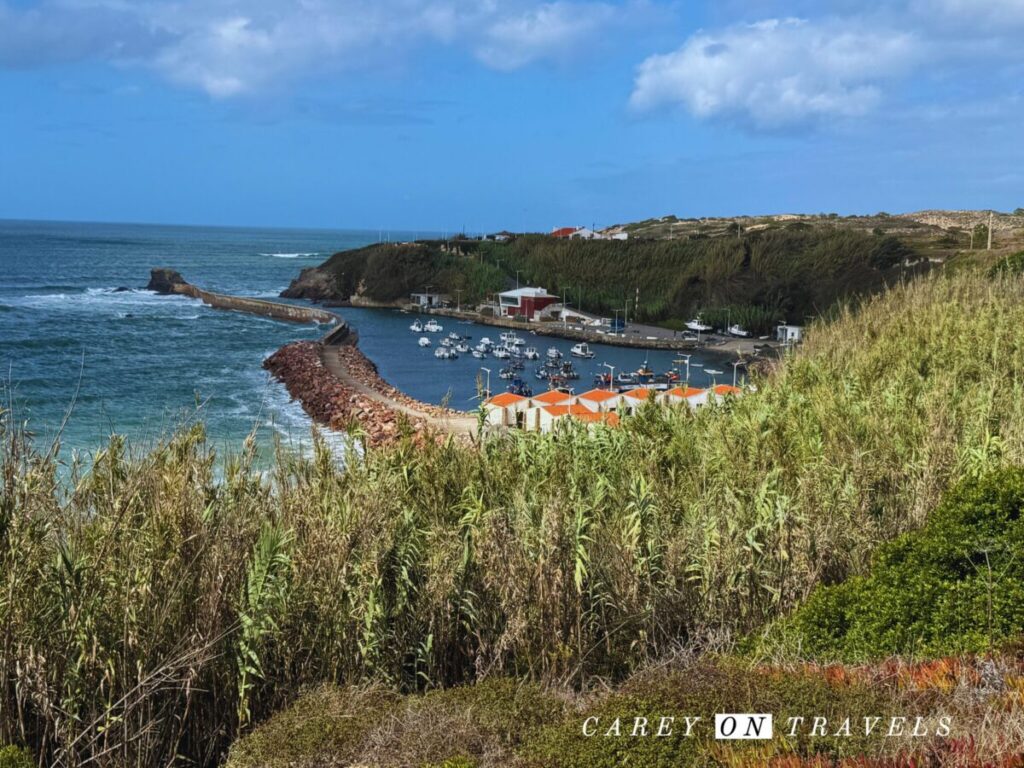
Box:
[551,227,580,239]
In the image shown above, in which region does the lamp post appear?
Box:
[455,289,462,313]
[603,362,615,391]
[732,359,745,388]
[676,355,691,384]
[480,367,491,400]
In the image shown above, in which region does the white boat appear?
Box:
[523,347,540,360]
[471,349,486,358]
[424,319,443,333]
[570,342,595,359]
[546,347,562,360]
[410,319,423,332]
[435,347,458,359]
[456,342,470,353]
[705,368,724,375]
[479,336,493,347]
[448,331,461,340]
[440,337,454,347]
[685,317,712,332]
[492,347,511,359]
[728,324,751,338]
[418,337,431,347]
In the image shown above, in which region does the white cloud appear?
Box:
[630,18,922,128]
[0,0,622,96]
[474,2,617,71]
[912,0,1024,26]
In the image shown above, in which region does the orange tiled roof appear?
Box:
[623,387,653,400]
[486,392,527,407]
[578,388,619,402]
[667,386,704,399]
[541,403,592,417]
[576,411,621,427]
[713,384,742,396]
[532,389,572,405]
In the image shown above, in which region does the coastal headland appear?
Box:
[147,269,474,446]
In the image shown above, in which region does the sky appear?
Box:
[1,0,1022,232]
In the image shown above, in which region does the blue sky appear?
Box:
[1,0,1022,231]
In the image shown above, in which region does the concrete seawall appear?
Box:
[147,267,349,339]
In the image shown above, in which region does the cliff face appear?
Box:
[280,266,340,302]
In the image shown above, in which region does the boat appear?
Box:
[570,342,595,359]
[418,337,431,347]
[455,342,470,353]
[616,372,639,386]
[507,377,533,398]
[478,337,493,348]
[728,324,751,338]
[471,349,487,359]
[535,368,549,381]
[523,346,540,360]
[435,347,458,360]
[424,319,443,333]
[492,347,511,359]
[704,368,724,375]
[500,331,525,346]
[546,347,562,360]
[559,361,580,380]
[409,319,423,332]
[499,367,516,379]
[685,317,712,332]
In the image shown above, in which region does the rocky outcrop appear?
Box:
[280,266,340,301]
[147,268,190,295]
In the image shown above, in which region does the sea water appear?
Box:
[1,219,735,462]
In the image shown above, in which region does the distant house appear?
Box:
[498,286,559,320]
[570,227,597,240]
[776,325,804,344]
[551,227,579,239]
[483,392,530,427]
[410,292,447,308]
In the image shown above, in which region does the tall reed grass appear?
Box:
[3,271,1024,766]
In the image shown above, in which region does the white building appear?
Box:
[776,325,804,344]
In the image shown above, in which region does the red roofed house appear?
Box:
[536,403,593,432]
[712,384,742,399]
[483,392,529,427]
[621,387,654,414]
[661,386,705,408]
[576,388,622,413]
[551,227,580,239]
[498,287,559,320]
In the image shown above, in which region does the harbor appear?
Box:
[344,306,755,410]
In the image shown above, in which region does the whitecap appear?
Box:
[258,252,321,259]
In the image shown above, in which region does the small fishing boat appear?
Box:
[441,338,455,348]
[704,368,724,375]
[472,349,487,359]
[448,331,462,341]
[523,346,540,360]
[616,372,639,386]
[499,367,516,379]
[559,361,580,380]
[435,347,458,360]
[546,347,562,360]
[418,336,431,347]
[535,367,550,381]
[455,342,470,353]
[728,324,751,338]
[685,317,712,332]
[492,347,511,360]
[570,342,595,359]
[424,319,443,333]
[478,336,493,348]
[507,377,533,398]
[410,319,423,332]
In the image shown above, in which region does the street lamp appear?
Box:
[602,362,615,390]
[675,354,691,384]
[732,359,745,388]
[480,367,492,400]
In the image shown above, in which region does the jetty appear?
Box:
[147,269,475,446]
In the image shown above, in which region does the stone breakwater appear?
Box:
[263,341,465,447]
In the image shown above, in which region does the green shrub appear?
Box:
[989,251,1024,277]
[0,746,33,768]
[780,468,1024,661]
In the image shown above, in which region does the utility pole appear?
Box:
[455,289,462,312]
[988,211,994,251]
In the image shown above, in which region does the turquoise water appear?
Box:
[0,219,378,458]
[0,219,735,459]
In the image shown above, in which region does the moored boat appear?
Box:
[728,324,751,338]
[523,346,540,360]
[546,347,562,360]
[424,319,443,333]
[685,317,712,332]
[418,336,431,347]
[410,319,423,332]
[570,342,595,358]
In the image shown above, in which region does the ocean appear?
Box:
[0,219,735,462]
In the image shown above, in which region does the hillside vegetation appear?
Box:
[284,227,933,331]
[5,269,1024,765]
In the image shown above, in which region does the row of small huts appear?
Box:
[484,384,743,432]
